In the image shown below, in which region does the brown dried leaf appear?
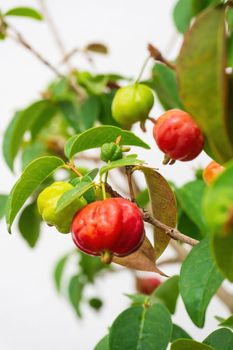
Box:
[112,237,167,276]
[85,43,108,54]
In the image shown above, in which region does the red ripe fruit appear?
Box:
[136,277,161,295]
[71,198,144,263]
[153,109,205,162]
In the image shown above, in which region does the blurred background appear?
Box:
[0,1,231,349]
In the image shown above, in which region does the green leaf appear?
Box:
[4,7,43,20]
[203,328,233,350]
[55,182,93,213]
[135,189,150,208]
[150,63,183,110]
[21,142,48,169]
[109,304,172,350]
[173,0,193,33]
[89,297,103,310]
[218,315,233,329]
[3,101,53,170]
[65,125,150,159]
[59,101,82,133]
[192,0,220,16]
[80,95,100,129]
[171,324,192,342]
[6,156,64,232]
[30,103,57,140]
[139,166,177,258]
[177,6,233,163]
[203,161,233,281]
[99,92,120,126]
[171,339,214,350]
[54,254,69,292]
[178,211,202,240]
[79,253,108,283]
[153,276,179,314]
[0,195,8,220]
[180,238,223,328]
[68,275,84,317]
[100,157,144,176]
[94,335,109,350]
[175,180,208,235]
[18,202,41,248]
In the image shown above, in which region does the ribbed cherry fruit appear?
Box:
[153,109,205,162]
[203,161,224,185]
[71,198,144,263]
[136,277,161,295]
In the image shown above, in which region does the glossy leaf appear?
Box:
[150,63,183,110]
[3,101,52,170]
[18,202,41,248]
[153,276,179,314]
[5,7,43,20]
[100,157,144,176]
[203,161,233,281]
[175,180,208,235]
[55,182,93,213]
[113,237,167,275]
[6,156,64,232]
[171,324,192,342]
[203,328,233,350]
[171,339,214,350]
[94,335,109,350]
[0,195,8,220]
[65,125,150,159]
[109,304,172,350]
[54,254,70,292]
[177,6,233,163]
[180,238,223,327]
[139,166,177,258]
[173,0,193,33]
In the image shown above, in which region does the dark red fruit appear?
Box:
[153,109,205,162]
[71,198,144,262]
[136,277,161,295]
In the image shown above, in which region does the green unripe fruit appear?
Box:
[100,142,123,162]
[37,181,87,233]
[112,83,154,126]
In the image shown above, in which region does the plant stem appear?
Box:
[105,183,199,246]
[66,162,82,177]
[147,43,176,70]
[135,55,151,83]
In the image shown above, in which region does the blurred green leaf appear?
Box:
[192,0,220,16]
[135,189,149,208]
[80,95,100,129]
[59,101,82,133]
[218,315,233,329]
[180,238,223,328]
[18,202,41,248]
[0,195,8,220]
[99,92,120,126]
[79,253,107,283]
[5,7,43,20]
[175,180,208,236]
[203,161,233,281]
[178,211,202,240]
[173,0,193,33]
[171,324,192,342]
[68,275,84,317]
[150,63,183,110]
[109,304,172,350]
[153,276,179,314]
[65,125,150,159]
[177,6,233,163]
[22,142,48,169]
[6,156,64,232]
[89,297,103,310]
[54,254,69,292]
[203,328,233,350]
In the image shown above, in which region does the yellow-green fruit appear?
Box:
[37,182,87,233]
[112,84,154,126]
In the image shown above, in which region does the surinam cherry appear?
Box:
[203,161,224,185]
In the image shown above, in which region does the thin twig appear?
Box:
[147,43,176,70]
[105,183,199,246]
[8,25,86,100]
[125,166,135,201]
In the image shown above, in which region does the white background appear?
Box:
[0,1,231,349]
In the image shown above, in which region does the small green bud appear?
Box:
[100,142,123,162]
